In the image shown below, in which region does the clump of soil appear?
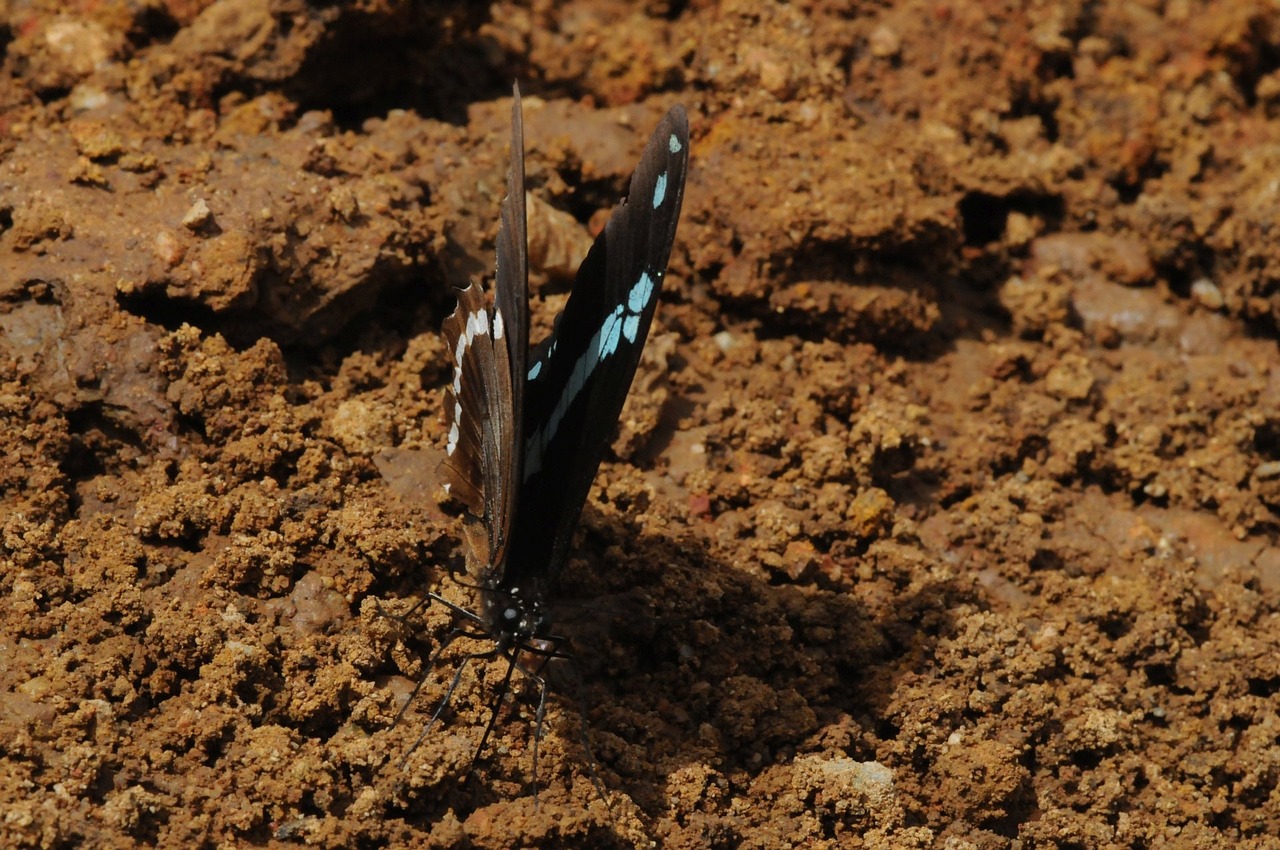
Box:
[2,2,1279,848]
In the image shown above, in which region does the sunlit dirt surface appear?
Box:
[2,2,1280,848]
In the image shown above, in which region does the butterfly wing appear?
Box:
[441,87,529,574]
[505,105,690,592]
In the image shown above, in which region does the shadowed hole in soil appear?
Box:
[958,191,1066,247]
[1247,675,1280,699]
[116,288,223,339]
[1252,418,1280,459]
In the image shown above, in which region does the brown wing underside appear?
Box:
[440,281,517,571]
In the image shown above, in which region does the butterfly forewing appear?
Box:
[506,105,691,590]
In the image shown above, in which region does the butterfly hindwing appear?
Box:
[504,104,691,590]
[440,281,512,570]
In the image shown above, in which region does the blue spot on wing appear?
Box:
[599,306,625,357]
[628,273,653,313]
[653,172,667,209]
[623,314,640,343]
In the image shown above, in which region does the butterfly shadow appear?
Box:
[365,483,964,843]
[555,498,972,811]
[363,559,640,833]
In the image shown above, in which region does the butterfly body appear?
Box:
[441,87,689,653]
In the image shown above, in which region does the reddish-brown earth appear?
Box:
[2,2,1280,848]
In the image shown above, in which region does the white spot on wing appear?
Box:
[669,134,682,154]
[446,421,459,455]
[527,360,542,381]
[493,309,504,340]
[465,310,490,343]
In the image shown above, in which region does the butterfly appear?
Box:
[422,85,688,780]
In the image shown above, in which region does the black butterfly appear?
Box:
[420,85,688,779]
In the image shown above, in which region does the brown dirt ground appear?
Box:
[3,1,1280,848]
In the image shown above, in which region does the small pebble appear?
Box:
[182,198,212,230]
[1190,278,1224,311]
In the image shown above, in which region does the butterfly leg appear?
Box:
[462,646,521,792]
[427,590,488,626]
[505,635,580,807]
[532,642,615,814]
[395,626,493,767]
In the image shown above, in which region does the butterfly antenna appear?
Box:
[517,636,562,809]
[513,635,609,812]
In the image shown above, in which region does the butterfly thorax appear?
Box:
[481,584,551,645]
